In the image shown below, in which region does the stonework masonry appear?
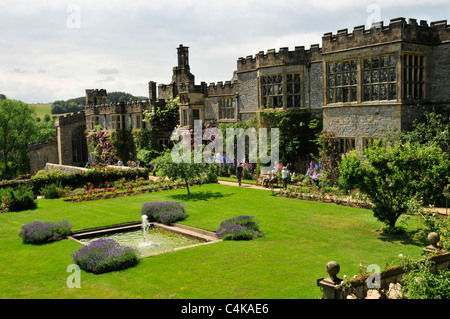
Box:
[29,17,450,174]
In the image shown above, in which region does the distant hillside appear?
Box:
[51,91,148,115]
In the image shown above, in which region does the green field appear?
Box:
[31,103,52,120]
[0,183,425,299]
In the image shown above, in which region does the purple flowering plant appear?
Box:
[19,219,72,244]
[216,215,264,240]
[141,201,187,225]
[72,239,140,274]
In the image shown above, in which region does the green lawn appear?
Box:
[0,183,425,299]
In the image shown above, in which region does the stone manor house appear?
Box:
[29,17,450,175]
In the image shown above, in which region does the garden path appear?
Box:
[217,180,276,190]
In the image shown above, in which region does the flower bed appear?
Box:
[61,177,206,203]
[277,186,374,209]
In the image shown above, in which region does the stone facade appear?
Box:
[29,17,450,174]
[28,111,88,174]
[28,138,59,175]
[321,18,450,152]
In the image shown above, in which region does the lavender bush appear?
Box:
[158,208,187,225]
[141,201,187,225]
[216,215,264,240]
[72,239,140,274]
[19,219,72,244]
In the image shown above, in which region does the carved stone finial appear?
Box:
[326,261,342,284]
[427,232,440,249]
[423,232,442,254]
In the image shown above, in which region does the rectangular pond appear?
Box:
[69,222,220,257]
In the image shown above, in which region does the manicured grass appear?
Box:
[0,183,426,299]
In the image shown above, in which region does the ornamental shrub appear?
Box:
[40,183,63,199]
[216,215,264,240]
[401,257,450,299]
[1,184,37,212]
[72,239,140,274]
[158,208,187,225]
[19,219,72,244]
[141,201,187,225]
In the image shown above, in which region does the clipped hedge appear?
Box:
[31,167,149,194]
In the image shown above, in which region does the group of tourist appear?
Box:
[235,163,290,189]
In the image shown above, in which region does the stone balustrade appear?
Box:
[318,232,449,299]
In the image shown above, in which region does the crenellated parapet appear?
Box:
[54,111,86,126]
[28,137,57,151]
[322,17,449,53]
[237,45,322,72]
[206,80,237,97]
[85,100,153,115]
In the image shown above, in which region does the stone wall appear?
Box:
[55,111,87,166]
[323,104,402,152]
[44,163,89,174]
[236,70,259,119]
[428,42,450,104]
[305,61,323,110]
[28,138,59,175]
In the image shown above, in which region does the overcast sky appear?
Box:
[1,0,449,103]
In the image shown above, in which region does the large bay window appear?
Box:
[261,73,302,109]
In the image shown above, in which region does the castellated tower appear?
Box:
[85,89,107,105]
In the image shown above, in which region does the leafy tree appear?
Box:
[258,109,322,166]
[106,92,146,103]
[152,150,205,196]
[0,99,38,179]
[381,110,449,206]
[132,129,159,167]
[34,117,56,142]
[401,110,449,156]
[339,140,449,231]
[143,96,179,133]
[133,96,180,166]
[0,94,6,100]
[51,100,84,114]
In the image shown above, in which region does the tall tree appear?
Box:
[0,99,38,179]
[152,150,205,196]
[339,140,448,231]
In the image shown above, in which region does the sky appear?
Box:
[1,0,449,103]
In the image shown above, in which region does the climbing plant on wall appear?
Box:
[86,129,118,165]
[258,108,322,166]
[316,129,340,186]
